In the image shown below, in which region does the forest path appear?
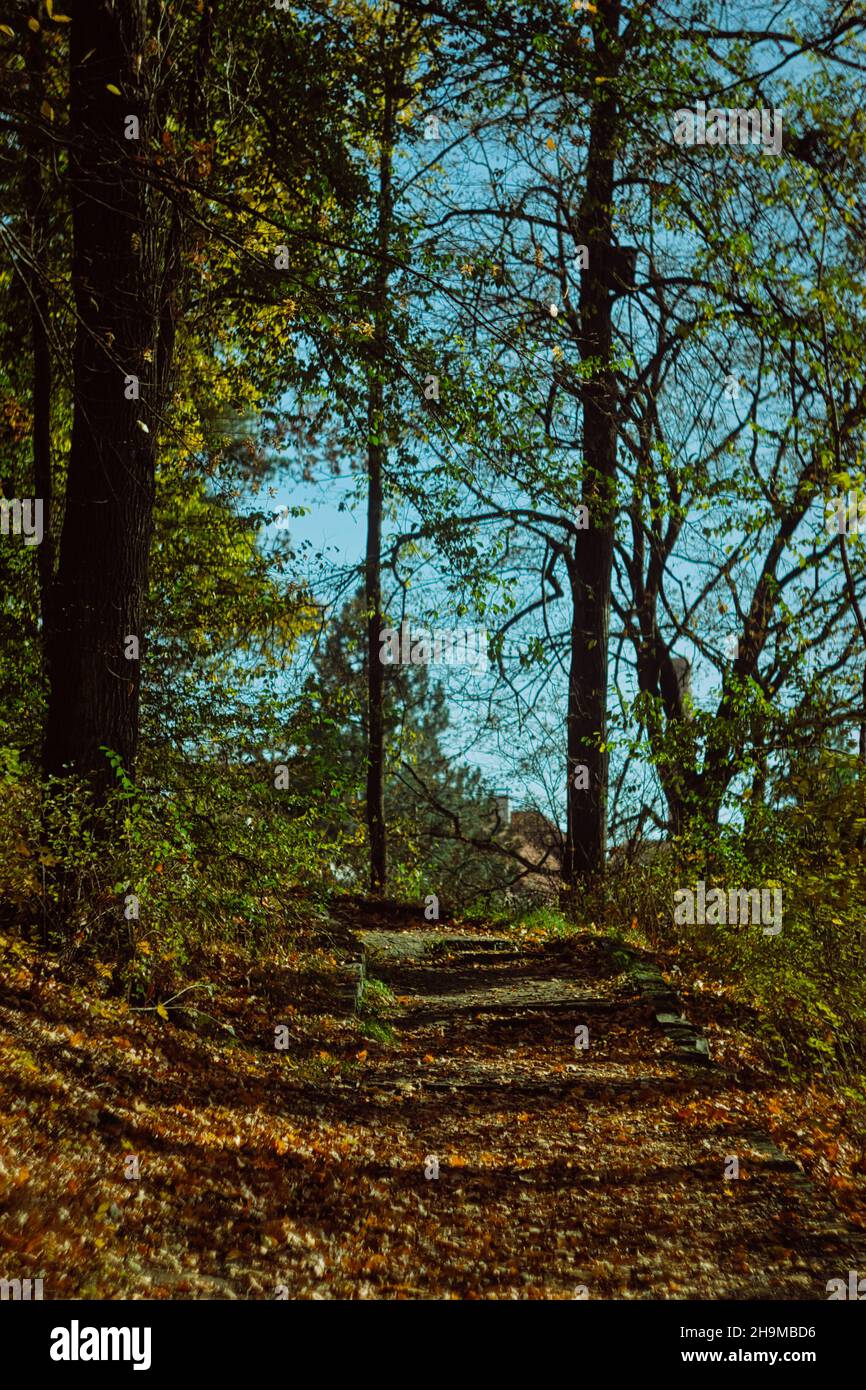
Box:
[334,919,866,1298]
[4,909,866,1300]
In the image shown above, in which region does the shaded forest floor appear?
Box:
[2,901,866,1299]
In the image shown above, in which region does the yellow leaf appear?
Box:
[40,100,53,121]
[28,17,40,31]
[46,0,71,17]
[106,84,122,96]
[156,1003,169,1021]
[0,24,15,37]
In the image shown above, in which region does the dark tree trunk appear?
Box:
[44,0,164,791]
[365,409,386,893]
[563,0,621,885]
[364,81,394,895]
[25,24,54,648]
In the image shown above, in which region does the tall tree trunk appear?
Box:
[44,0,163,791]
[25,24,54,649]
[364,76,394,895]
[365,404,386,893]
[563,0,621,885]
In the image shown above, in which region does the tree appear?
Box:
[43,0,179,790]
[290,592,508,902]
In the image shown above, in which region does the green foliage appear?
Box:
[356,975,397,1044]
[463,899,573,939]
[600,755,866,1083]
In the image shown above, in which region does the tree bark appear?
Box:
[365,398,387,893]
[25,24,54,649]
[44,0,164,791]
[364,75,394,894]
[563,0,621,885]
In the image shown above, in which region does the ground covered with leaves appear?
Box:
[2,902,866,1299]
